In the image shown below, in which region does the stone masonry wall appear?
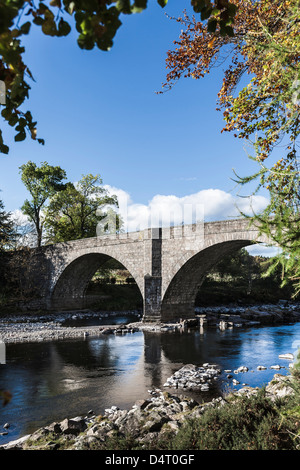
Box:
[9,220,267,320]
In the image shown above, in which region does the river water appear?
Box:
[0,320,300,445]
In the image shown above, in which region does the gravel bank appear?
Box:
[0,310,142,344]
[1,300,300,344]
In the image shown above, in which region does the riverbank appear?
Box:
[0,310,141,344]
[1,309,299,451]
[0,301,300,344]
[1,369,298,450]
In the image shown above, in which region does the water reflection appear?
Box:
[0,322,299,444]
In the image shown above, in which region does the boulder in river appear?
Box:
[163,363,221,391]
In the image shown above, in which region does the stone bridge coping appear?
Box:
[44,218,260,252]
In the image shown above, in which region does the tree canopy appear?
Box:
[0,198,17,251]
[196,248,295,305]
[44,173,120,243]
[19,165,120,245]
[0,1,238,154]
[20,160,67,247]
[162,0,299,166]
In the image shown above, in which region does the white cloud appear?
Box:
[104,185,269,233]
[11,187,274,257]
[245,244,281,258]
[10,209,30,226]
[10,209,37,247]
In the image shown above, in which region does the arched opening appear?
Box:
[51,253,143,316]
[85,258,143,312]
[161,240,256,322]
[161,241,292,322]
[196,246,293,307]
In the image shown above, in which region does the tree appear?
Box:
[20,161,67,247]
[161,0,300,295]
[0,198,17,251]
[0,1,238,154]
[44,173,120,243]
[238,165,300,296]
[197,248,295,305]
[0,197,18,299]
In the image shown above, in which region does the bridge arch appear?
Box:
[161,239,261,322]
[50,251,144,311]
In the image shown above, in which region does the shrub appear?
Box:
[160,390,298,450]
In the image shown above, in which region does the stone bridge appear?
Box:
[26,219,269,322]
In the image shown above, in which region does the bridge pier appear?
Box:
[142,227,197,323]
[142,228,163,323]
[143,275,162,322]
[143,276,196,323]
[160,302,195,323]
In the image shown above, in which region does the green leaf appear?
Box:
[207,18,217,33]
[0,130,9,154]
[211,8,220,16]
[0,143,9,154]
[116,0,131,14]
[1,108,11,120]
[220,23,234,37]
[134,0,147,9]
[33,16,44,26]
[191,0,206,14]
[42,18,57,36]
[77,33,95,50]
[68,2,76,14]
[38,3,48,14]
[201,7,212,21]
[132,0,147,13]
[157,0,168,7]
[20,21,31,35]
[50,0,61,6]
[96,36,114,51]
[14,130,26,142]
[8,114,18,127]
[58,18,71,36]
[227,3,238,17]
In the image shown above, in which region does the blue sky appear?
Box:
[0,1,269,227]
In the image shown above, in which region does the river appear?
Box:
[0,319,299,445]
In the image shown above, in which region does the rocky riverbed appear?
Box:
[195,300,300,328]
[0,301,299,344]
[0,371,295,450]
[0,310,141,344]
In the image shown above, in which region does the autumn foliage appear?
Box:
[163,0,299,168]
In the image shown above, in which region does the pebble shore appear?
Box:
[0,300,299,344]
[0,311,141,344]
